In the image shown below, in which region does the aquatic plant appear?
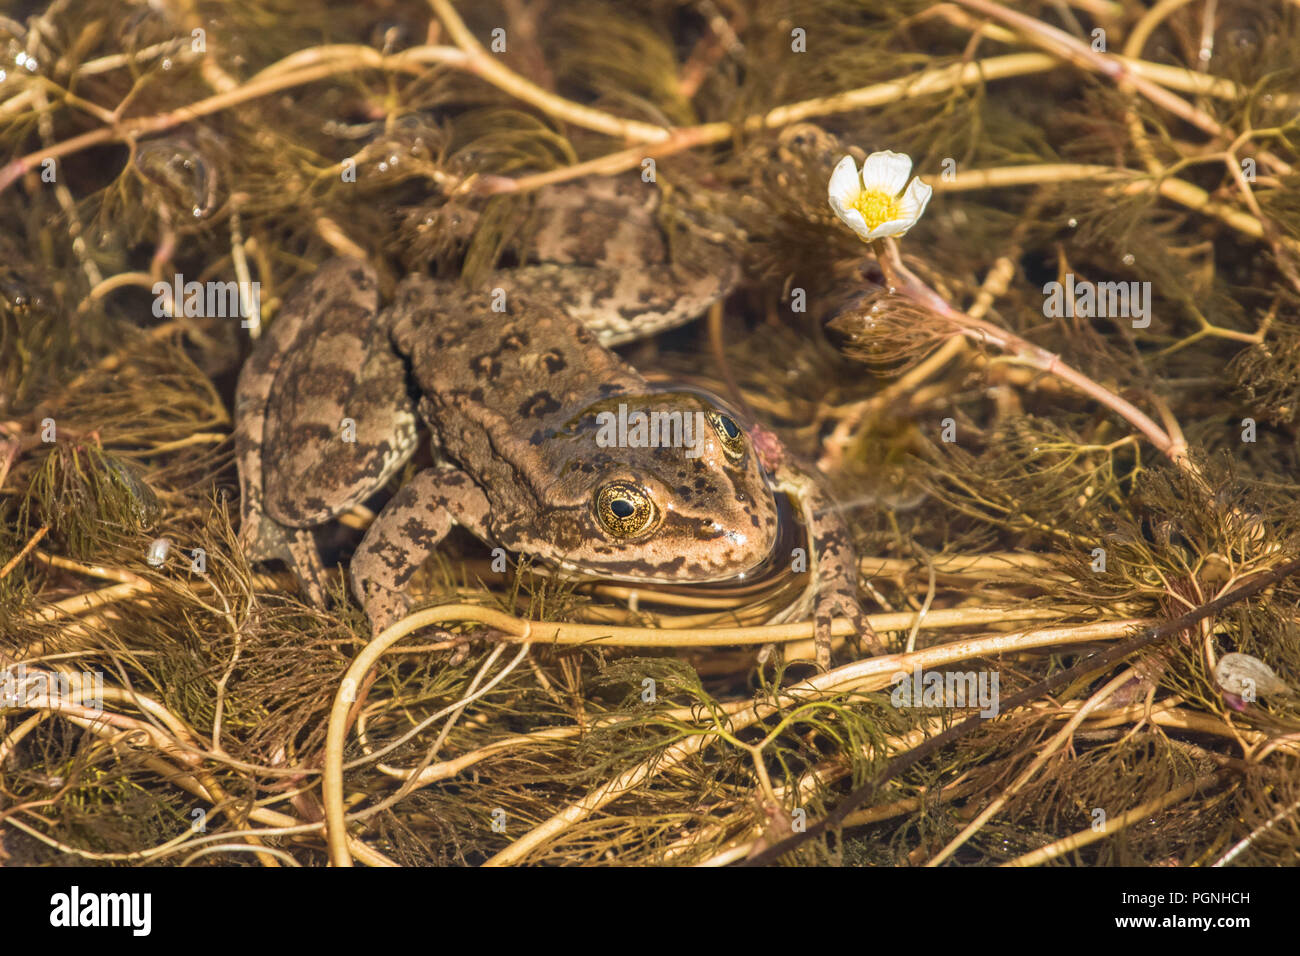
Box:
[1,0,1299,868]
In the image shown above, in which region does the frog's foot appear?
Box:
[240,508,331,608]
[814,584,882,670]
[357,585,411,635]
[282,527,331,608]
[355,591,464,650]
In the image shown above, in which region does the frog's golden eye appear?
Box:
[595,482,658,538]
[706,410,746,462]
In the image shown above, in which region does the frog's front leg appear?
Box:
[350,465,491,632]
[752,425,882,669]
[805,484,882,664]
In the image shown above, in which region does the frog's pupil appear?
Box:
[611,498,635,518]
[720,416,739,438]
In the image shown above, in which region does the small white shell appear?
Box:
[1214,652,1295,701]
[146,537,172,568]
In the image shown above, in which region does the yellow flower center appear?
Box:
[850,189,902,230]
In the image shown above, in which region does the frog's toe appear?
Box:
[814,588,883,668]
[241,512,331,608]
[358,585,411,635]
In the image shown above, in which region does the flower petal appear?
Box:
[828,191,852,223]
[864,216,915,240]
[827,155,861,206]
[897,177,933,222]
[859,150,913,196]
[840,207,872,241]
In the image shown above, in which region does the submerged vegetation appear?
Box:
[1,0,1300,866]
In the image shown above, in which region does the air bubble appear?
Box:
[1122,253,1135,266]
[1067,218,1078,228]
[161,58,173,71]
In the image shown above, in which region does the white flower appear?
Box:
[828,150,933,242]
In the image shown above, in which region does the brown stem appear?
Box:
[871,238,1194,479]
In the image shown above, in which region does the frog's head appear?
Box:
[517,391,781,584]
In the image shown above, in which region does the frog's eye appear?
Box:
[595,482,659,538]
[706,410,745,462]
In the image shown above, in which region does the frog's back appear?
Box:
[388,276,646,415]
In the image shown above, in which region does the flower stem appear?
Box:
[870,238,1196,480]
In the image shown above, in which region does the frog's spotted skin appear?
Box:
[233,259,387,605]
[262,265,419,527]
[390,277,779,578]
[235,178,871,664]
[501,178,738,347]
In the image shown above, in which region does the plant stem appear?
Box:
[871,238,1195,478]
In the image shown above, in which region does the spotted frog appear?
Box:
[234,179,875,664]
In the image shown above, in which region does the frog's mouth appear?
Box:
[549,555,773,586]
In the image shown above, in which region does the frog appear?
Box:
[234,177,878,667]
